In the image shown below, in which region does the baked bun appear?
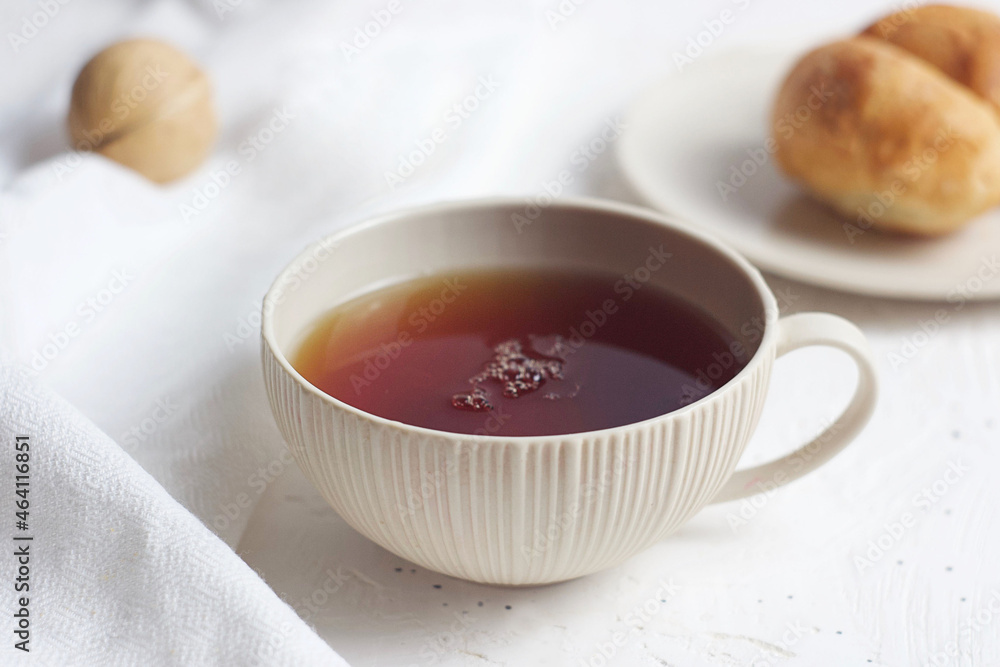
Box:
[862,4,1000,114]
[771,36,1000,236]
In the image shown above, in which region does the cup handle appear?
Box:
[711,312,878,504]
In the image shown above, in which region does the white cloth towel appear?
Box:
[0,366,347,665]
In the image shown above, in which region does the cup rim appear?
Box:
[261,196,779,443]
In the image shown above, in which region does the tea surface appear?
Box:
[293,268,747,436]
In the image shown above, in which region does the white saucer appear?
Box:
[618,43,1000,301]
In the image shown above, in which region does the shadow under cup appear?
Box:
[261,199,795,586]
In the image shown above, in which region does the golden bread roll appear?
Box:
[771,37,1000,236]
[861,4,1000,114]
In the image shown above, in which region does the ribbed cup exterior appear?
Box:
[262,342,774,586]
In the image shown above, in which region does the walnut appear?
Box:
[68,39,216,183]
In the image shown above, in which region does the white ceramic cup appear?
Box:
[261,197,878,586]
